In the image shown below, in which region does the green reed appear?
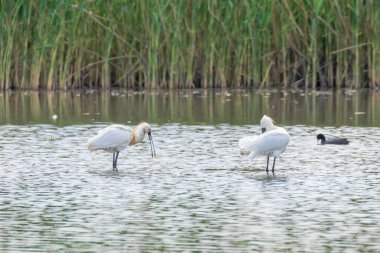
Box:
[0,0,379,90]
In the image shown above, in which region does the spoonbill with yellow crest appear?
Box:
[88,122,156,170]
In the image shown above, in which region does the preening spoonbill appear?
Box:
[87,122,156,170]
[317,133,349,145]
[239,115,290,173]
[260,114,277,133]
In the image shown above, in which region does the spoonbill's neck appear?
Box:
[267,125,277,131]
[129,123,147,146]
[260,115,277,132]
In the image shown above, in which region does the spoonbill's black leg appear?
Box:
[266,156,270,173]
[272,157,276,174]
[113,151,119,171]
[112,153,116,170]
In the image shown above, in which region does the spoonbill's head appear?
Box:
[316,133,326,143]
[139,122,152,135]
[260,115,275,133]
[138,122,156,158]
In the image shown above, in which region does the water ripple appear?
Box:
[0,124,380,251]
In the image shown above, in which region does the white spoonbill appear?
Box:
[87,122,156,170]
[239,115,290,173]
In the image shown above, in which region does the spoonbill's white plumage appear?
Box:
[88,122,156,170]
[239,115,290,173]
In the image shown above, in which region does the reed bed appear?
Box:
[0,0,379,90]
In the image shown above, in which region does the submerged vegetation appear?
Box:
[0,0,379,90]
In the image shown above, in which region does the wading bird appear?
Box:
[317,133,349,145]
[239,115,290,173]
[88,122,156,170]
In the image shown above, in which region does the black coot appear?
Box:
[317,133,349,145]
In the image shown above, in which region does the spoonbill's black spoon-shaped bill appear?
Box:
[240,115,290,173]
[87,122,156,170]
[317,133,349,145]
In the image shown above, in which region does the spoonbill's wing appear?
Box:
[88,125,133,150]
[239,135,260,155]
[256,131,289,152]
[240,130,289,159]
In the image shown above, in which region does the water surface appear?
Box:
[1,89,380,126]
[0,90,380,252]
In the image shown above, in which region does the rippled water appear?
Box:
[1,122,380,251]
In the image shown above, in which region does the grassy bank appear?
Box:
[0,0,379,90]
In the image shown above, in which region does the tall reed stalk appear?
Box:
[0,0,379,90]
